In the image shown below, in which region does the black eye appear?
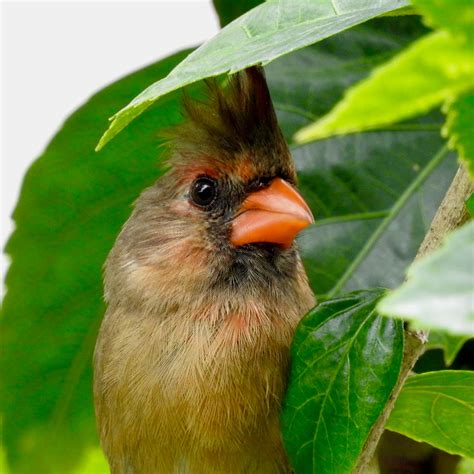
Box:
[190,177,217,207]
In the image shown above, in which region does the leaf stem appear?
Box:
[328,144,450,298]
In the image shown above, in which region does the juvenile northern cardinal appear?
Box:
[94,67,315,474]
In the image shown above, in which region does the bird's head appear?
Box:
[105,67,314,312]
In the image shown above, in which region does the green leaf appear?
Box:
[212,0,263,27]
[426,331,470,366]
[444,92,474,176]
[295,30,474,143]
[414,0,474,43]
[378,221,474,336]
[96,0,409,150]
[1,15,454,473]
[386,371,474,458]
[1,48,195,474]
[296,140,456,298]
[282,289,404,474]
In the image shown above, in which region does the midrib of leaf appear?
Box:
[327,144,450,298]
[312,211,389,228]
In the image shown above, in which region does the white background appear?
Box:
[1,0,220,295]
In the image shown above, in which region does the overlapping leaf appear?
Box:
[282,289,404,474]
[96,0,409,150]
[386,371,474,458]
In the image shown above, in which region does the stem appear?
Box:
[354,163,473,474]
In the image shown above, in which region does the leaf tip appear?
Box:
[293,125,323,144]
[95,132,110,152]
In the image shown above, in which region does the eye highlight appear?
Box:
[190,176,218,207]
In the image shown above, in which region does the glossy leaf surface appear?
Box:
[387,371,474,458]
[282,289,404,474]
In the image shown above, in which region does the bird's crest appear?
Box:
[166,66,291,175]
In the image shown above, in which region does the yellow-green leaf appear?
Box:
[387,371,474,458]
[295,31,474,143]
[414,0,474,43]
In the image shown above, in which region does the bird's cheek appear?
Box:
[169,200,196,218]
[124,237,210,304]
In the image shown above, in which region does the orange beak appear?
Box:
[230,177,314,248]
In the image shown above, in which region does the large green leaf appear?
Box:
[1,15,454,474]
[96,0,409,150]
[282,289,404,474]
[1,49,195,474]
[378,221,474,336]
[295,31,474,143]
[296,141,455,299]
[386,371,474,458]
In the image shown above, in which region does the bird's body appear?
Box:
[94,67,315,473]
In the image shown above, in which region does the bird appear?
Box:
[93,66,316,474]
